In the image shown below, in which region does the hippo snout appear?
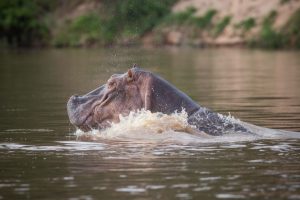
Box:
[67,95,86,126]
[67,89,105,131]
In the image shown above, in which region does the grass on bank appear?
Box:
[249,9,300,49]
[282,8,300,48]
[1,0,177,47]
[159,7,233,37]
[160,7,217,29]
[213,16,231,36]
[53,0,177,47]
[257,10,285,49]
[1,0,300,49]
[53,14,103,47]
[236,17,256,32]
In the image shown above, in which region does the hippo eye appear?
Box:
[108,81,116,88]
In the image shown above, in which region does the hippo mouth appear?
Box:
[76,114,94,131]
[67,84,118,132]
[67,97,94,131]
[67,87,104,131]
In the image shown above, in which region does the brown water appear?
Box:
[0,48,300,200]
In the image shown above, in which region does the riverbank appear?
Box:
[1,0,300,49]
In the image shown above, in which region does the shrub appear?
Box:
[161,7,217,29]
[162,6,197,25]
[236,17,256,32]
[214,16,231,36]
[257,10,285,49]
[0,0,49,46]
[53,14,104,47]
[113,0,176,35]
[282,8,300,48]
[280,0,291,5]
[195,9,217,29]
[259,25,285,49]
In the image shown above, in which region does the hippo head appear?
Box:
[67,66,199,131]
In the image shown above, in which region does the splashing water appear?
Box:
[73,109,300,144]
[75,109,208,143]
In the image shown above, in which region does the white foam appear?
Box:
[74,109,211,143]
[73,109,300,144]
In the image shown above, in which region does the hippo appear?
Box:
[67,66,249,136]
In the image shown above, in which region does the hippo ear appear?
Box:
[143,76,153,110]
[127,69,133,82]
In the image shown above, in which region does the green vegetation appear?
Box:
[0,0,300,49]
[54,0,177,47]
[0,0,50,47]
[195,9,217,29]
[105,0,176,45]
[115,0,176,35]
[280,0,291,5]
[282,8,300,48]
[161,7,217,29]
[214,16,231,36]
[250,9,300,49]
[256,10,285,49]
[162,7,197,25]
[0,0,177,47]
[236,17,256,32]
[160,8,230,38]
[53,14,103,47]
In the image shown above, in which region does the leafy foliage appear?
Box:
[257,11,285,49]
[282,8,300,48]
[100,0,178,45]
[1,0,300,49]
[161,7,217,29]
[236,17,256,32]
[162,7,197,25]
[0,0,49,46]
[214,16,231,36]
[53,14,104,47]
[195,9,217,28]
[54,0,177,47]
[113,0,176,35]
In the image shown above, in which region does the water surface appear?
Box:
[0,48,300,199]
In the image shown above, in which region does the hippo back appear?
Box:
[188,108,250,136]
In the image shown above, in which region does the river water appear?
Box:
[0,48,299,199]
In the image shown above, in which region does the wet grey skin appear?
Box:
[67,66,249,135]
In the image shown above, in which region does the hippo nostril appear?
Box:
[68,95,79,108]
[70,95,80,102]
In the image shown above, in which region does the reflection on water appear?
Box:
[0,48,300,199]
[0,141,106,151]
[0,138,299,199]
